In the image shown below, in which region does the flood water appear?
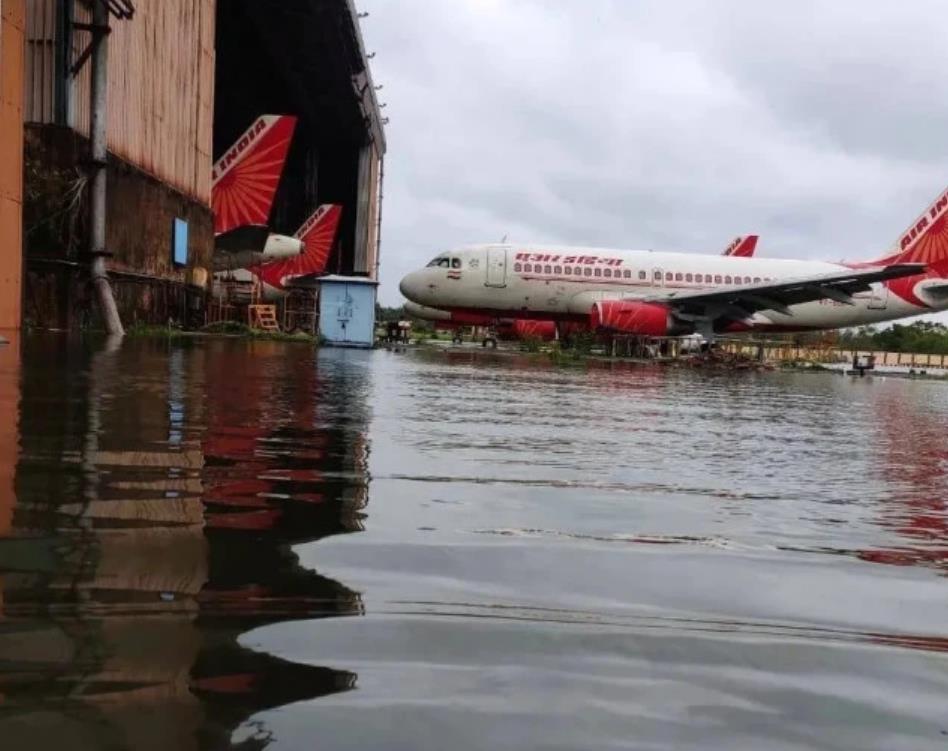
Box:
[1,336,947,750]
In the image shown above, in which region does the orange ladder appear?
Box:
[248,304,280,332]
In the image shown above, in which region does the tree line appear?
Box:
[837,321,948,354]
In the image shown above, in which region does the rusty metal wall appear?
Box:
[0,0,25,330]
[24,0,56,123]
[24,0,215,205]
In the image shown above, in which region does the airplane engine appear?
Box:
[262,234,304,260]
[511,320,557,340]
[590,301,680,336]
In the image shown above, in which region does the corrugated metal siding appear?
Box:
[105,0,215,204]
[25,0,214,204]
[24,0,56,123]
[69,1,91,132]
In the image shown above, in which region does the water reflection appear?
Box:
[0,337,369,749]
[861,383,948,571]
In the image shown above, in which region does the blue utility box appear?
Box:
[318,275,379,347]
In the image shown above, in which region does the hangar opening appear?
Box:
[214,0,385,281]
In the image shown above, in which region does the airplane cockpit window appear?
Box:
[451,258,462,269]
[426,256,451,268]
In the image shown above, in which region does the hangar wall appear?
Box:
[26,0,214,202]
[22,0,215,330]
[0,0,25,331]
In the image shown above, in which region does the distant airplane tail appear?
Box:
[722,235,758,257]
[292,204,341,275]
[252,204,343,290]
[212,115,298,235]
[870,186,948,276]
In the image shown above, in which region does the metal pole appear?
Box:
[89,0,124,336]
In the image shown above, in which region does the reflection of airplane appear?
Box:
[400,190,948,340]
[212,114,302,271]
[405,235,761,339]
[213,204,343,302]
[722,235,758,257]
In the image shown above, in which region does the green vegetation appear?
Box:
[838,321,948,354]
[125,320,315,343]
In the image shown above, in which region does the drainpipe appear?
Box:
[89,0,124,337]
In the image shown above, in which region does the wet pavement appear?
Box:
[1,336,947,750]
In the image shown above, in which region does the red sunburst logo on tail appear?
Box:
[723,235,758,257]
[252,205,343,291]
[875,187,948,271]
[212,115,298,235]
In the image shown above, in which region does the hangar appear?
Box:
[15,0,384,330]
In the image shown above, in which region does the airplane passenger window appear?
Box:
[565,267,572,275]
[584,268,592,277]
[594,268,602,277]
[725,275,732,284]
[686,273,693,282]
[624,270,632,278]
[753,277,761,283]
[744,276,752,284]
[544,265,552,274]
[675,273,683,281]
[639,271,647,280]
[514,263,522,272]
[714,275,722,284]
[604,268,612,278]
[554,265,562,274]
[524,263,532,272]
[654,271,662,280]
[451,258,462,269]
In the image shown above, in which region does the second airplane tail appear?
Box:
[722,235,758,257]
[251,204,343,290]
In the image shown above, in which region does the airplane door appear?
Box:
[868,282,888,310]
[485,247,507,288]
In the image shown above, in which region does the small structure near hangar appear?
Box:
[318,275,378,348]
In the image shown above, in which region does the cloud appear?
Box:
[359,0,948,324]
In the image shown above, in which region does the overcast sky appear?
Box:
[360,0,947,319]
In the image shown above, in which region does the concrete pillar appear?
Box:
[0,0,24,332]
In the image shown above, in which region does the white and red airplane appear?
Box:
[404,234,762,335]
[213,204,343,302]
[399,190,948,339]
[211,115,303,271]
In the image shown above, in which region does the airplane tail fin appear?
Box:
[870,186,948,276]
[722,235,758,257]
[292,204,342,275]
[251,204,343,288]
[212,115,298,235]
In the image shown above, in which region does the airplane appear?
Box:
[405,234,763,338]
[213,204,343,303]
[399,189,948,341]
[212,115,302,271]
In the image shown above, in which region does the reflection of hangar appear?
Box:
[17,0,384,330]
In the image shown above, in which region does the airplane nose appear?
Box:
[399,271,423,303]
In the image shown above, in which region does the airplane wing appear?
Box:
[645,263,925,319]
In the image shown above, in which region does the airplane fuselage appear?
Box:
[400,244,947,333]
